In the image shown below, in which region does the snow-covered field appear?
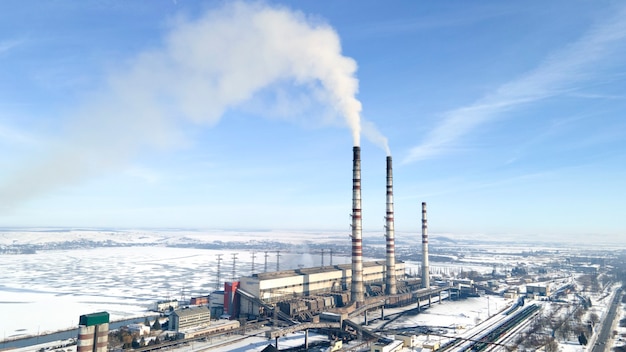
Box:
[383,296,512,331]
[2,228,621,352]
[0,229,353,340]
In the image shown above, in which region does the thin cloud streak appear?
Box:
[567,92,626,100]
[404,5,626,164]
[0,39,22,55]
[350,5,514,38]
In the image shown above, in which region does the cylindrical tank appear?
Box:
[95,323,109,352]
[77,325,95,352]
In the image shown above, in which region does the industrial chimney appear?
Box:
[385,156,397,295]
[351,146,364,304]
[421,202,430,289]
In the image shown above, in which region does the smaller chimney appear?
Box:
[421,202,430,289]
[385,156,397,295]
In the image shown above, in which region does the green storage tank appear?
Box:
[79,312,110,326]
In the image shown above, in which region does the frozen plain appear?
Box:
[2,229,623,352]
[0,227,550,340]
[0,229,356,340]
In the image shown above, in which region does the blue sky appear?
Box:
[0,1,625,241]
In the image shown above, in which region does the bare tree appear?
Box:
[545,338,559,352]
[589,312,600,325]
[574,307,585,320]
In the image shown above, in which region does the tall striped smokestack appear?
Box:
[385,156,397,295]
[351,146,364,304]
[421,202,430,289]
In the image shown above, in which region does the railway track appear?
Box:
[439,303,541,351]
[464,304,541,351]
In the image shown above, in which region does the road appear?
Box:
[591,288,622,352]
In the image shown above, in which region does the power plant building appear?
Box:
[237,261,405,315]
[169,306,211,332]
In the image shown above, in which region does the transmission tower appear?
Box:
[251,251,256,274]
[276,250,281,272]
[264,251,269,272]
[216,254,223,290]
[231,253,238,281]
[321,248,325,267]
[180,286,186,303]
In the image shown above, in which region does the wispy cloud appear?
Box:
[404,5,626,164]
[351,5,515,38]
[504,110,598,165]
[567,92,626,100]
[0,39,22,55]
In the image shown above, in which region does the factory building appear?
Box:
[236,261,405,318]
[224,282,240,317]
[190,295,209,305]
[210,290,225,318]
[77,312,109,352]
[370,339,403,352]
[169,306,211,332]
[154,299,179,312]
[240,261,405,302]
[176,320,240,339]
[128,323,150,336]
[526,284,550,297]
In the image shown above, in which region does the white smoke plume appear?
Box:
[0,2,386,211]
[362,119,391,156]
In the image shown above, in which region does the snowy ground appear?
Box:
[362,295,515,350]
[385,296,512,331]
[542,284,619,352]
[0,241,351,340]
[1,228,620,352]
[0,228,408,340]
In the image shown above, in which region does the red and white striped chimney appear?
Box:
[421,202,430,289]
[351,146,364,304]
[385,156,397,295]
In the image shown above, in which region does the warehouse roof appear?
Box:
[172,306,210,318]
[79,311,109,326]
[249,260,404,280]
